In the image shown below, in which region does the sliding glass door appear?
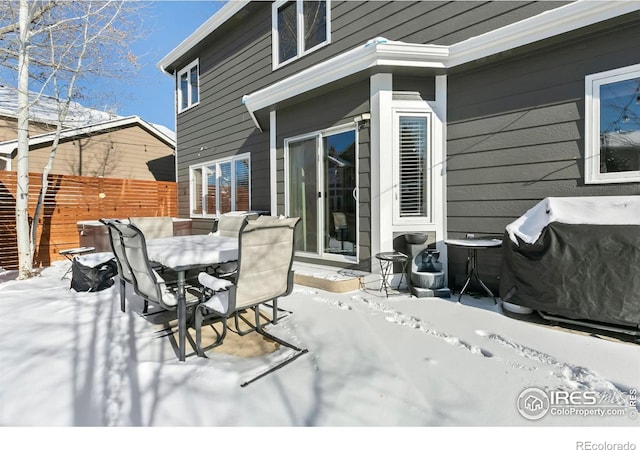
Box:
[286,127,357,261]
[323,130,357,257]
[288,137,319,254]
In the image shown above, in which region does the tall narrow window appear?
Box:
[278,2,298,64]
[177,59,199,113]
[393,112,431,224]
[273,0,330,68]
[586,63,640,183]
[235,158,250,211]
[190,65,199,105]
[399,116,428,217]
[191,168,203,215]
[189,154,251,218]
[304,1,327,51]
[219,161,232,214]
[205,164,217,214]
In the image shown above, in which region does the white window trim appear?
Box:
[585,62,640,184]
[177,59,200,113]
[272,0,331,70]
[392,104,434,225]
[189,153,251,218]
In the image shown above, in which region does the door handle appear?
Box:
[352,187,358,201]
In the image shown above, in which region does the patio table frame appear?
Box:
[145,234,238,361]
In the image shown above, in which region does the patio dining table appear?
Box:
[145,234,238,361]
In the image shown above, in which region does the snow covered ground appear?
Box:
[1,261,638,447]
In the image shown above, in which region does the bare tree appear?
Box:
[0,0,143,278]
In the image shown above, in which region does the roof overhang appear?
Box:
[242,0,640,130]
[157,0,250,74]
[447,0,640,67]
[0,115,176,155]
[242,38,449,130]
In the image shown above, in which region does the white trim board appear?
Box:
[157,1,250,73]
[241,0,640,126]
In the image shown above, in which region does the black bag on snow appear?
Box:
[71,256,118,292]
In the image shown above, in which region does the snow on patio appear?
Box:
[0,261,639,443]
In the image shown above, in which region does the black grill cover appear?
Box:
[499,222,640,328]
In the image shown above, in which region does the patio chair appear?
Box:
[110,221,201,313]
[194,217,307,383]
[212,214,247,237]
[209,215,248,278]
[100,219,140,313]
[129,216,173,239]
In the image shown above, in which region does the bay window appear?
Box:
[190,154,251,217]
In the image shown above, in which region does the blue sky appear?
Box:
[110,1,224,130]
[0,1,224,131]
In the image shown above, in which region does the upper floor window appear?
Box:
[585,63,640,184]
[190,153,251,218]
[177,59,199,113]
[272,0,330,69]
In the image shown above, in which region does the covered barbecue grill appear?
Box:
[499,196,640,335]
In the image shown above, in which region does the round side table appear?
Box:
[444,238,502,303]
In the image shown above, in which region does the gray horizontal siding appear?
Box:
[276,79,371,270]
[173,0,569,225]
[331,1,566,48]
[394,75,436,101]
[445,17,640,293]
[357,125,372,271]
[176,3,273,215]
[260,1,567,94]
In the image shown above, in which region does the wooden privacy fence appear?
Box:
[0,171,177,270]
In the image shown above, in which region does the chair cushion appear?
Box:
[198,272,234,292]
[201,290,230,315]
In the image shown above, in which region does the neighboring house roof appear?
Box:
[0,115,176,156]
[0,84,117,128]
[0,84,176,156]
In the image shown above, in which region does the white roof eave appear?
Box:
[157,0,250,73]
[241,0,640,130]
[447,0,640,67]
[242,38,449,130]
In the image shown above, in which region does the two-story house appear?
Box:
[158,1,640,288]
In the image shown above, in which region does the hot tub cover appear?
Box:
[500,196,640,328]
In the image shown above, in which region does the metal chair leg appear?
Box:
[119,278,126,312]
